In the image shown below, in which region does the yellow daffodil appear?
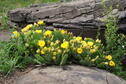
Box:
[87,41,94,47]
[44,30,52,37]
[37,20,44,25]
[34,30,42,34]
[77,48,83,54]
[61,41,69,49]
[105,55,112,60]
[38,40,45,47]
[12,31,20,38]
[109,60,115,67]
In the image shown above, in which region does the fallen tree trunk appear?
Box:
[8,0,126,40]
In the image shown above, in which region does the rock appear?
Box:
[13,65,126,84]
[118,11,126,34]
[0,30,11,41]
[8,0,126,40]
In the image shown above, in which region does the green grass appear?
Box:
[0,0,59,30]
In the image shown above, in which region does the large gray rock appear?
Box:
[8,0,126,26]
[8,0,126,40]
[13,65,126,84]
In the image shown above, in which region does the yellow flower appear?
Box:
[105,55,112,60]
[77,48,83,54]
[21,28,28,32]
[21,24,33,32]
[109,60,115,67]
[41,50,45,55]
[75,36,82,41]
[38,40,45,47]
[87,42,94,47]
[60,30,66,34]
[26,24,33,29]
[12,31,20,38]
[36,49,41,54]
[82,41,88,48]
[37,20,44,25]
[21,28,31,33]
[90,49,96,53]
[34,30,42,33]
[52,56,56,60]
[96,39,101,43]
[44,30,52,36]
[61,41,69,49]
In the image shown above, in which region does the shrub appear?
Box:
[7,21,116,69]
[0,20,125,76]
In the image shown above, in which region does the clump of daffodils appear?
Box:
[11,20,116,69]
